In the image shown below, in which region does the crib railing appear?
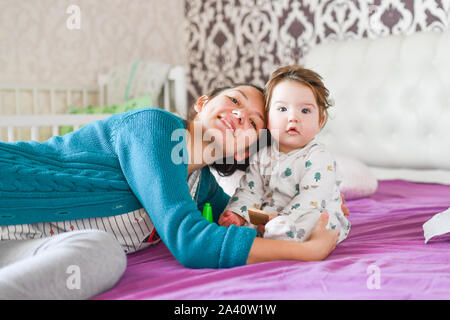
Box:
[0,85,99,114]
[0,114,112,142]
[0,85,101,142]
[0,66,187,142]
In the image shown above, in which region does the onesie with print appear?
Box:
[226,138,350,243]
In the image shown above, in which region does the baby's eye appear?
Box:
[301,108,311,114]
[250,119,257,130]
[278,106,287,112]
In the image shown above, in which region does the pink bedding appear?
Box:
[94,180,450,300]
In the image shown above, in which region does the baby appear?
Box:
[218,65,350,244]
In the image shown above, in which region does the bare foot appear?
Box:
[303,212,339,261]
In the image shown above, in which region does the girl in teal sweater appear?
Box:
[0,84,345,299]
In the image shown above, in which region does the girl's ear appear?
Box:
[194,95,209,113]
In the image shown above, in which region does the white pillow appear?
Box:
[212,155,378,201]
[334,155,378,200]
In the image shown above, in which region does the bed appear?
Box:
[3,28,450,300]
[94,179,450,299]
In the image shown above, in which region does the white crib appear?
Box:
[0,66,187,142]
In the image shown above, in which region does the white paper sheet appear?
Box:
[423,207,450,244]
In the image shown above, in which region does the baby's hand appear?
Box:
[218,210,246,227]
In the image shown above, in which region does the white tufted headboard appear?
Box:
[303,29,450,185]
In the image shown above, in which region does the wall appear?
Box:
[0,0,187,140]
[0,0,187,87]
[185,0,450,103]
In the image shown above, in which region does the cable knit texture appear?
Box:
[0,108,256,268]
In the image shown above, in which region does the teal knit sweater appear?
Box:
[0,108,257,268]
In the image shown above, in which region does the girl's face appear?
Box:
[267,80,324,153]
[193,85,266,161]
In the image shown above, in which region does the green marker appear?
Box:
[202,202,213,222]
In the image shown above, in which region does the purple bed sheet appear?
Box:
[94,180,450,300]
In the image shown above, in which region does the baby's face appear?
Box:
[267,80,323,153]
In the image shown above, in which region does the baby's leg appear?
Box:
[0,229,126,299]
[263,211,349,243]
[296,211,349,244]
[264,212,321,242]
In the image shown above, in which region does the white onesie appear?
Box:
[226,138,350,243]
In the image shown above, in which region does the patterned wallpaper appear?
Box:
[185,0,450,104]
[0,0,187,87]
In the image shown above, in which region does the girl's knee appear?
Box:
[67,230,127,294]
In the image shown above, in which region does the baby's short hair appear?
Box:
[264,65,332,124]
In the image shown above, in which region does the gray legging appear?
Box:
[0,229,127,299]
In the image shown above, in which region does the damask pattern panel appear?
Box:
[186,0,450,104]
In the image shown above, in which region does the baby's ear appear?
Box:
[319,113,327,129]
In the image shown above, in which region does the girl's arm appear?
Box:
[114,110,257,269]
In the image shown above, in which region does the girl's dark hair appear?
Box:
[186,83,267,177]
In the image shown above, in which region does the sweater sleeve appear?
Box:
[113,109,256,268]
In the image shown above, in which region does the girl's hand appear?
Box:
[303,211,339,261]
[218,210,246,227]
[341,193,350,219]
